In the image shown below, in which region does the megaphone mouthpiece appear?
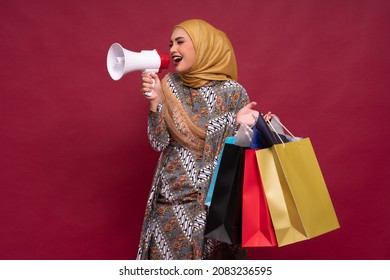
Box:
[107,43,170,80]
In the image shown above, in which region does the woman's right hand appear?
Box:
[141,73,162,111]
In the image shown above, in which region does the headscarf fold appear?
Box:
[175,19,238,88]
[161,19,238,152]
[161,75,206,152]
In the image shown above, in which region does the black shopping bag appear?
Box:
[204,143,246,244]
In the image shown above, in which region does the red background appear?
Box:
[1,0,389,260]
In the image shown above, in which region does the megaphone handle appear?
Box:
[144,72,155,97]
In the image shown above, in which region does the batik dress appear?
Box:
[137,73,250,260]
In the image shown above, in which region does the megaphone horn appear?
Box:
[106,43,170,81]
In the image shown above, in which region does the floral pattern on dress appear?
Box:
[137,73,249,260]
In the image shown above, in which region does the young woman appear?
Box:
[137,19,260,260]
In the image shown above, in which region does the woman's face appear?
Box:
[169,27,196,74]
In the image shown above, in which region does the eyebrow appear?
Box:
[170,36,185,43]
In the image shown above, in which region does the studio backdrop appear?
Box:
[1,0,389,259]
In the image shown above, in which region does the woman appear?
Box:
[136,19,260,260]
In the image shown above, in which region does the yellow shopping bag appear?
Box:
[256,138,340,246]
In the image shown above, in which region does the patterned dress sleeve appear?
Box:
[147,104,170,151]
[225,81,251,131]
[232,83,250,112]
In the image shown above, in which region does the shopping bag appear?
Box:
[234,123,253,147]
[250,114,298,149]
[256,138,340,246]
[205,136,235,206]
[251,113,280,148]
[242,149,277,247]
[204,143,246,244]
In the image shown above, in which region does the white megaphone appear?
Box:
[107,43,170,81]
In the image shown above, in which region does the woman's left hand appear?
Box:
[236,101,259,127]
[263,111,274,122]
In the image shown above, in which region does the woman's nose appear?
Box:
[170,44,177,54]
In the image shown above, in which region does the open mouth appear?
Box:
[172,56,183,63]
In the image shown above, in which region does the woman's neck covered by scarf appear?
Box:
[161,19,238,153]
[161,74,206,153]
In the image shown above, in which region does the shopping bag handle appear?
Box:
[265,115,296,146]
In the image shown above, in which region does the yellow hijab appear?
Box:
[175,19,238,88]
[161,19,237,152]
